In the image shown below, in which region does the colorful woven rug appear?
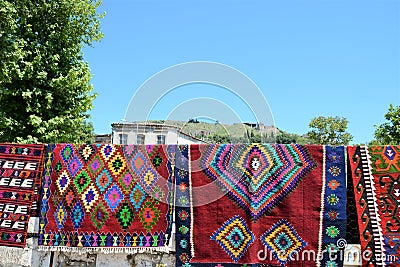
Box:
[348,146,400,266]
[0,143,45,248]
[38,144,174,253]
[175,144,347,267]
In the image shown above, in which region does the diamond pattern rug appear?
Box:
[176,144,347,267]
[0,143,45,248]
[200,144,316,221]
[260,219,306,265]
[38,144,174,253]
[211,215,255,262]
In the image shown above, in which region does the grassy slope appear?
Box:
[145,120,308,143]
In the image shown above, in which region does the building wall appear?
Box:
[0,244,175,267]
[112,124,203,145]
[177,134,202,144]
[113,129,179,145]
[94,134,112,144]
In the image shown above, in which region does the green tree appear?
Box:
[276,131,297,144]
[374,104,400,145]
[275,130,311,144]
[263,130,276,143]
[307,116,353,145]
[249,131,261,143]
[211,133,230,144]
[0,0,104,143]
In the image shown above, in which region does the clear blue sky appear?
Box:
[84,0,400,144]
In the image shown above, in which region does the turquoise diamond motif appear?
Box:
[71,201,85,229]
[95,169,112,192]
[226,227,246,249]
[274,232,293,251]
[129,183,146,211]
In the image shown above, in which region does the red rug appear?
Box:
[176,144,347,267]
[38,144,174,253]
[348,146,400,266]
[0,143,45,248]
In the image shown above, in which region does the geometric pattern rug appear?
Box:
[0,143,45,248]
[176,144,347,267]
[348,146,400,266]
[38,144,174,253]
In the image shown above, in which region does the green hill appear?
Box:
[145,120,310,144]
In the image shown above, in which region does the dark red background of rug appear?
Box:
[189,144,323,266]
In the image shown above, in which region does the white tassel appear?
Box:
[316,145,326,267]
[188,145,195,258]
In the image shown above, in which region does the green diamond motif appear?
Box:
[61,144,74,162]
[74,170,91,193]
[139,200,160,232]
[116,201,134,230]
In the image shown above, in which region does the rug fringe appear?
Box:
[37,245,171,254]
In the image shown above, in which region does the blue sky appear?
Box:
[84,0,400,144]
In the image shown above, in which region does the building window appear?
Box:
[157,135,166,144]
[119,134,127,145]
[137,134,145,145]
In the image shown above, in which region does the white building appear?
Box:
[111,122,205,145]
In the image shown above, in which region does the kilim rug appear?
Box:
[175,144,347,267]
[38,144,174,253]
[348,146,400,266]
[0,143,45,248]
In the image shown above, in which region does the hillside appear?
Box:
[145,120,310,144]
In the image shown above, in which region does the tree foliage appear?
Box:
[276,131,297,144]
[307,116,353,145]
[0,0,104,143]
[374,104,400,145]
[274,130,310,144]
